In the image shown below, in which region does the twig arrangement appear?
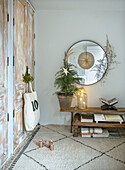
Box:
[92,35,119,84]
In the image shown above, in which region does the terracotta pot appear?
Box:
[58,95,73,110]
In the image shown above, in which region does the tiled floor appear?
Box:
[8,126,125,170]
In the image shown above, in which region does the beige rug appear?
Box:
[7,126,125,170]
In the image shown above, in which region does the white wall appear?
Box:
[35,1,125,125]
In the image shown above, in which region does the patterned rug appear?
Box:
[6,126,125,170]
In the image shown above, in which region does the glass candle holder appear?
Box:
[77,88,87,109]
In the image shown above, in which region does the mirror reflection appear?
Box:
[67,40,107,85]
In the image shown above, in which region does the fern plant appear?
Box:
[54,50,81,96]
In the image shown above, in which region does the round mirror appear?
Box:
[67,40,107,85]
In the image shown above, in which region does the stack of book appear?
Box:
[92,129,109,138]
[108,130,120,138]
[81,127,109,138]
[81,127,91,137]
[81,114,93,122]
[94,114,123,123]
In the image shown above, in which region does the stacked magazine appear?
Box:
[81,113,124,123]
[94,114,123,123]
[105,115,123,122]
[94,114,105,122]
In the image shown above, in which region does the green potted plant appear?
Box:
[54,50,81,110]
[23,66,34,92]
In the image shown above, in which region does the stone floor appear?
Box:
[7,126,125,170]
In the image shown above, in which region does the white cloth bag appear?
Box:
[24,91,40,131]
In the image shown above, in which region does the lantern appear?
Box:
[77,88,87,109]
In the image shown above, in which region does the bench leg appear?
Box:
[73,125,78,137]
[70,112,73,133]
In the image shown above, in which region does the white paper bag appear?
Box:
[24,91,40,131]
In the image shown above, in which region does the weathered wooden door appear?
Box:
[13,0,34,149]
[13,0,27,149]
[27,4,35,80]
[0,0,8,166]
[0,0,34,167]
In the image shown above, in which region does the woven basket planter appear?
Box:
[58,95,73,110]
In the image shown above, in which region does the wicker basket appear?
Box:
[58,95,73,110]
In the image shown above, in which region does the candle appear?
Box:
[50,143,54,151]
[39,139,43,148]
[79,97,82,108]
[81,90,83,96]
[83,102,86,108]
[49,140,54,151]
